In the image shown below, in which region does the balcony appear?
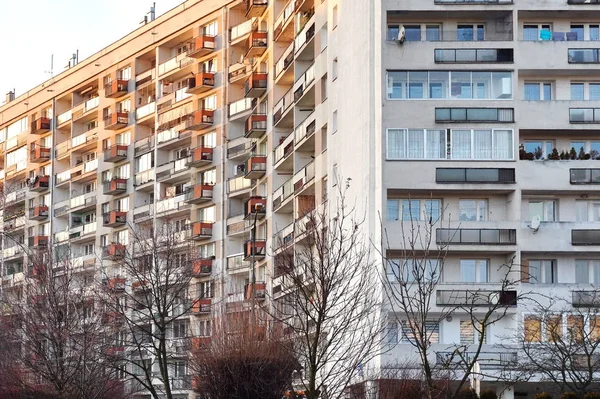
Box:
[31,117,51,134]
[571,168,600,184]
[190,221,214,240]
[436,228,517,245]
[293,162,315,193]
[436,290,517,307]
[104,112,129,130]
[105,79,129,98]
[436,168,515,184]
[28,205,49,221]
[102,243,126,260]
[436,351,517,371]
[184,184,214,204]
[572,291,600,308]
[186,73,215,94]
[434,0,513,3]
[28,235,48,248]
[103,144,128,162]
[28,175,50,192]
[572,229,600,245]
[188,35,216,58]
[273,177,293,211]
[244,72,268,98]
[243,239,266,261]
[103,178,128,195]
[131,280,148,292]
[186,146,214,167]
[570,108,600,124]
[103,211,127,227]
[229,98,254,120]
[273,88,294,127]
[244,156,267,179]
[244,197,266,220]
[188,109,214,130]
[29,145,51,163]
[246,0,267,17]
[434,48,514,64]
[105,276,126,292]
[193,258,213,277]
[191,337,212,352]
[192,298,212,315]
[245,282,266,300]
[274,1,295,42]
[246,31,268,58]
[245,113,267,139]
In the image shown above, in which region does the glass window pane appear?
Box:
[590,84,600,100]
[576,201,589,222]
[478,260,488,282]
[452,130,472,159]
[472,72,491,99]
[543,83,552,100]
[387,129,405,159]
[387,72,407,99]
[571,25,585,41]
[407,129,425,158]
[387,200,399,220]
[591,25,600,41]
[467,108,497,121]
[436,168,465,182]
[476,49,497,62]
[457,49,477,62]
[478,200,488,221]
[571,141,586,153]
[473,129,493,159]
[450,108,467,121]
[528,201,544,221]
[425,200,441,222]
[466,169,499,182]
[524,141,542,154]
[571,83,585,100]
[435,49,455,63]
[426,129,446,159]
[524,83,540,100]
[491,72,512,99]
[402,200,420,221]
[523,26,539,41]
[592,142,600,159]
[405,26,421,41]
[576,260,589,283]
[457,25,474,41]
[477,25,485,41]
[460,320,474,344]
[387,25,400,41]
[435,108,451,121]
[493,129,513,160]
[451,72,472,99]
[408,72,427,99]
[429,71,449,99]
[459,200,477,221]
[426,25,440,41]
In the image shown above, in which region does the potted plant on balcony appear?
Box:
[548,148,560,160]
[480,389,498,399]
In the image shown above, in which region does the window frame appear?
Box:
[458,199,489,222]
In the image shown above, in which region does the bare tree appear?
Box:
[272,185,383,399]
[505,290,600,396]
[380,205,525,399]
[99,220,199,399]
[0,243,124,399]
[190,311,298,399]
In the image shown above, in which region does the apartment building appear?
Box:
[0,0,332,397]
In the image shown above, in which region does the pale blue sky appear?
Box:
[0,0,184,99]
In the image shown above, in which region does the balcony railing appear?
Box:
[274,0,295,40]
[294,112,316,143]
[184,184,214,204]
[245,196,267,219]
[246,31,268,58]
[245,113,267,138]
[436,351,518,370]
[30,145,51,163]
[191,221,214,240]
[28,175,50,192]
[294,23,315,53]
[245,155,267,179]
[229,98,254,117]
[243,239,267,260]
[226,254,251,271]
[187,146,214,167]
[28,205,49,220]
[568,0,600,3]
[293,161,315,192]
[246,0,268,17]
[104,112,129,130]
[569,48,600,63]
[192,298,212,314]
[434,48,514,63]
[570,168,600,184]
[273,177,294,210]
[103,178,128,195]
[244,72,268,98]
[228,175,252,194]
[136,102,155,120]
[293,63,315,102]
[436,228,517,245]
[274,132,294,165]
[245,282,266,300]
[31,117,51,134]
[102,244,126,260]
[273,88,294,124]
[434,0,513,3]
[436,168,516,184]
[105,79,129,98]
[188,35,216,58]
[275,42,295,77]
[570,108,600,123]
[103,144,128,162]
[231,20,254,42]
[102,211,127,227]
[186,73,215,94]
[193,258,213,276]
[28,235,48,248]
[573,291,600,307]
[436,290,517,306]
[572,229,600,245]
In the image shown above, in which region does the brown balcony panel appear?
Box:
[132,280,149,292]
[186,72,215,94]
[191,336,212,352]
[246,0,268,17]
[31,117,51,134]
[104,144,128,162]
[104,112,129,130]
[105,79,129,98]
[103,178,128,195]
[245,113,267,138]
[244,196,266,219]
[186,146,214,167]
[243,239,266,261]
[188,35,216,58]
[193,259,213,276]
[245,282,266,300]
[28,175,50,192]
[28,235,48,248]
[106,277,126,291]
[103,211,127,227]
[244,72,268,98]
[192,298,212,314]
[184,184,214,204]
[188,109,214,130]
[245,156,267,179]
[30,146,51,163]
[103,244,126,260]
[29,205,49,221]
[191,222,213,240]
[246,31,268,58]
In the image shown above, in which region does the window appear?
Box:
[528,200,556,222]
[576,200,600,221]
[523,140,555,159]
[172,319,189,338]
[460,320,474,344]
[529,260,557,283]
[457,24,484,41]
[198,320,212,336]
[332,110,338,133]
[198,281,213,298]
[202,21,218,36]
[387,258,441,283]
[387,320,399,345]
[386,129,446,159]
[459,199,488,221]
[575,260,600,284]
[524,316,542,342]
[523,24,551,41]
[569,49,600,64]
[332,57,338,80]
[546,315,562,342]
[450,129,513,160]
[570,82,600,100]
[460,259,489,283]
[202,94,217,111]
[404,25,421,41]
[385,199,441,222]
[435,49,513,63]
[387,71,513,100]
[436,168,516,184]
[524,82,552,101]
[388,320,439,344]
[387,25,400,41]
[572,83,585,100]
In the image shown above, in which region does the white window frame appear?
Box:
[524,81,552,101]
[529,259,558,284]
[576,199,600,222]
[458,199,488,222]
[527,199,557,222]
[459,259,489,283]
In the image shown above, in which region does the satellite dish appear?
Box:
[529,215,541,232]
[488,292,499,305]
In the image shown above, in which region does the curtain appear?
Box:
[576,260,589,283]
[474,129,492,159]
[493,129,513,159]
[387,129,405,159]
[426,129,446,159]
[451,130,471,159]
[407,129,425,158]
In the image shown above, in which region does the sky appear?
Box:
[0,0,185,101]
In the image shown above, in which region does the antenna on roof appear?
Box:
[44,55,54,78]
[140,2,156,25]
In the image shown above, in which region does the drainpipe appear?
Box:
[219,5,229,331]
